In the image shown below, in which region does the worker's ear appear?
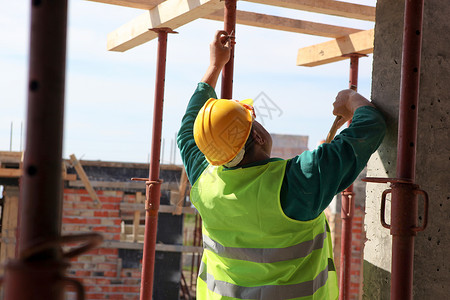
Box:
[251,129,265,146]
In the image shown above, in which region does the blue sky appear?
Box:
[0,1,375,164]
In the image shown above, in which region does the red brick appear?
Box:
[99,248,118,255]
[63,217,87,224]
[108,211,120,218]
[95,278,110,285]
[99,196,122,203]
[86,293,105,299]
[94,211,109,217]
[108,294,125,299]
[104,271,117,277]
[80,196,94,202]
[85,248,100,255]
[102,204,120,210]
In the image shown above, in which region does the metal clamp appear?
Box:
[412,188,429,232]
[380,188,392,229]
[341,191,354,218]
[363,177,429,232]
[131,178,164,210]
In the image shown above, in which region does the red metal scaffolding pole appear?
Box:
[137,28,176,300]
[338,54,363,300]
[364,1,428,299]
[220,0,237,99]
[391,0,426,298]
[2,1,102,299]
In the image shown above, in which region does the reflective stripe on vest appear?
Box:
[191,161,339,299]
[203,224,327,263]
[199,258,335,299]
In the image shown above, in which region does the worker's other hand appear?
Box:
[333,89,374,126]
[209,30,232,68]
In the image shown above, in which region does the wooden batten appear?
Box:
[297,29,374,67]
[204,10,362,38]
[86,0,164,10]
[106,0,223,52]
[245,0,375,21]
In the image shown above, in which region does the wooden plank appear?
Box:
[133,192,143,242]
[204,10,362,38]
[296,29,374,67]
[103,240,203,253]
[0,151,23,163]
[120,202,197,214]
[0,168,76,180]
[86,0,164,10]
[107,0,223,51]
[64,159,182,171]
[0,169,22,178]
[244,0,376,21]
[68,179,180,191]
[69,154,100,206]
[0,186,20,272]
[173,168,188,215]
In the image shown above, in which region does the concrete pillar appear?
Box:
[364,0,450,298]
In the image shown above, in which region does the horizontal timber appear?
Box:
[204,10,361,38]
[297,29,374,67]
[103,240,203,253]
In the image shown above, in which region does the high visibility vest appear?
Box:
[190,160,339,300]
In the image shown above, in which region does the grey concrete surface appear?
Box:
[364,0,450,298]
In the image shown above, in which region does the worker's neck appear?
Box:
[237,148,270,167]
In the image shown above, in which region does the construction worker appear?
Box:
[177,30,386,299]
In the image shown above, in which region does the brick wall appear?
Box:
[63,188,141,300]
[326,206,366,300]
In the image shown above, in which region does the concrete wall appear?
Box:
[364,0,450,298]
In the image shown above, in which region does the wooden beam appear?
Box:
[64,159,182,171]
[0,186,20,271]
[173,168,188,215]
[296,29,374,67]
[120,202,198,214]
[69,154,100,206]
[204,10,361,38]
[0,169,22,178]
[86,0,163,10]
[103,240,203,253]
[244,0,375,21]
[68,179,180,191]
[0,168,76,181]
[133,192,143,242]
[107,0,223,52]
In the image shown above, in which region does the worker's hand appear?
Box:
[333,89,374,127]
[209,30,232,68]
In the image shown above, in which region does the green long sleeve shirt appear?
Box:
[177,82,386,221]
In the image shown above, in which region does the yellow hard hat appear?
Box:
[194,98,255,166]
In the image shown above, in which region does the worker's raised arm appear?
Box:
[282,90,386,220]
[177,30,232,185]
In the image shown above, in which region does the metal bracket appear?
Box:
[131,177,164,210]
[363,177,429,232]
[149,27,178,34]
